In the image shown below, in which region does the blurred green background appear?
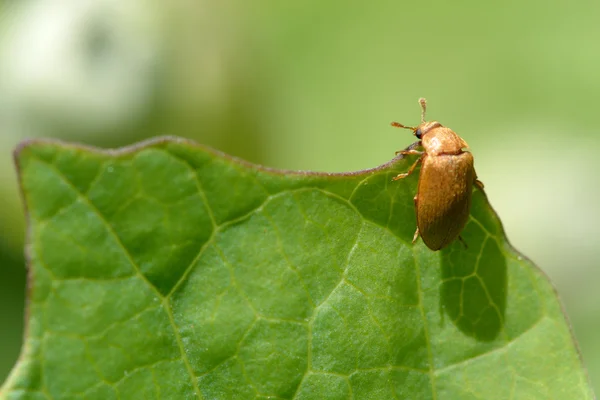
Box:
[1,0,599,392]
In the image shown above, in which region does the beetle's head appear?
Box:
[391,98,441,139]
[414,121,442,139]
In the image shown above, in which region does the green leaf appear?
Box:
[2,137,593,399]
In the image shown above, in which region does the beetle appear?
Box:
[391,98,484,251]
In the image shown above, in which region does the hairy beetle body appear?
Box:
[391,98,484,251]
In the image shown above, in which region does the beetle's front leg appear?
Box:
[392,156,423,181]
[395,149,424,156]
[395,140,423,155]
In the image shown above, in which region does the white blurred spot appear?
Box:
[476,120,600,294]
[0,0,162,136]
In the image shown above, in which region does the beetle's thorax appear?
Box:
[419,121,469,156]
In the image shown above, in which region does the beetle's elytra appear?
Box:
[391,98,484,251]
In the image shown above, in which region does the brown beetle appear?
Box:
[392,98,484,251]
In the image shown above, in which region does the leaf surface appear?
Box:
[1,137,593,399]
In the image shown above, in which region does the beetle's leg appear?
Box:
[394,140,422,155]
[392,156,422,181]
[474,179,485,191]
[411,197,420,244]
[412,227,420,244]
[395,149,424,156]
[458,235,468,249]
[406,140,423,152]
[473,170,485,191]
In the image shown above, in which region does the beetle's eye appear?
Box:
[415,128,423,139]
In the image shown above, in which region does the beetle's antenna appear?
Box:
[418,98,427,123]
[390,121,416,130]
